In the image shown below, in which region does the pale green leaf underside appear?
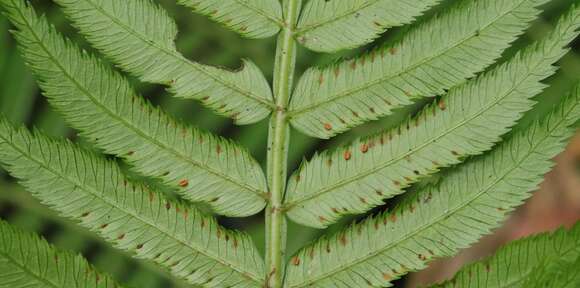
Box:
[177,0,282,39]
[55,0,274,125]
[289,0,547,139]
[285,79,580,288]
[295,0,440,53]
[285,5,580,228]
[432,224,580,288]
[0,119,265,288]
[2,0,267,217]
[0,220,121,288]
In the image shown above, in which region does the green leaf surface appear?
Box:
[295,0,441,53]
[284,4,580,228]
[284,79,580,288]
[0,220,122,288]
[432,224,580,288]
[177,0,282,39]
[54,0,274,124]
[0,118,265,288]
[1,0,268,217]
[289,0,549,139]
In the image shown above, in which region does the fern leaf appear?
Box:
[284,5,580,228]
[54,0,274,125]
[295,0,440,53]
[0,220,122,288]
[432,224,580,288]
[289,0,549,139]
[0,119,265,287]
[284,81,580,288]
[177,0,282,39]
[1,0,268,217]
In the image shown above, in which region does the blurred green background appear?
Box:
[0,0,579,287]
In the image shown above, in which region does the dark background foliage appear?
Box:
[0,0,579,287]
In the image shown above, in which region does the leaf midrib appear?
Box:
[295,0,382,34]
[454,236,580,287]
[0,250,61,287]
[82,0,275,108]
[19,10,267,199]
[289,0,527,116]
[291,100,577,287]
[231,0,284,27]
[0,133,264,285]
[286,31,547,208]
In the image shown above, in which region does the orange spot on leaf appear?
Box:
[291,256,301,266]
[438,100,446,110]
[178,179,189,187]
[344,150,352,161]
[360,143,369,153]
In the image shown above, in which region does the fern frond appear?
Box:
[1,0,268,217]
[295,0,440,53]
[0,220,122,288]
[54,0,274,125]
[284,5,580,228]
[0,119,265,288]
[177,0,282,39]
[284,81,580,288]
[432,224,580,288]
[289,0,549,139]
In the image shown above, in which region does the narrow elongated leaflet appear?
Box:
[0,220,122,288]
[295,0,441,52]
[285,79,580,288]
[285,5,580,228]
[0,118,265,287]
[55,0,274,124]
[433,224,580,288]
[290,0,549,139]
[177,0,283,39]
[1,0,268,217]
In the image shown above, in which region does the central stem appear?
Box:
[266,0,300,287]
